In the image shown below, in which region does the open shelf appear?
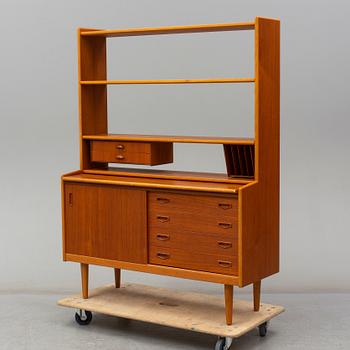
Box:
[83,167,253,184]
[80,78,255,85]
[80,22,255,38]
[83,134,254,145]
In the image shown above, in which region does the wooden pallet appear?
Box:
[57,283,284,338]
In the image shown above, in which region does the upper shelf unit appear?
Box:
[80,22,255,37]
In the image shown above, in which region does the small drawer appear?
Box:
[149,211,237,235]
[90,141,173,166]
[149,229,237,256]
[149,246,238,275]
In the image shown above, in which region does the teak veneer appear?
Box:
[61,17,280,327]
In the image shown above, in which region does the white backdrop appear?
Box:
[1,0,349,294]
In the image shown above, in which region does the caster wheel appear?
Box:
[258,322,268,337]
[75,310,92,325]
[215,337,232,350]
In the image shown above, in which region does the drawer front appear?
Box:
[149,246,238,275]
[149,229,237,256]
[149,192,237,218]
[148,192,237,235]
[90,141,173,165]
[91,141,151,165]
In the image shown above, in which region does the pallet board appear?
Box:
[57,283,284,338]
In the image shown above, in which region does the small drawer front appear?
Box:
[149,229,237,256]
[149,192,237,218]
[90,141,173,166]
[149,246,238,275]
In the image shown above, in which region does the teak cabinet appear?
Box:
[61,17,280,326]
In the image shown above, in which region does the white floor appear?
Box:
[0,292,349,350]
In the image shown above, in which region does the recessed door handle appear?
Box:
[68,192,73,206]
[116,155,125,160]
[218,222,232,229]
[157,252,170,260]
[116,144,125,150]
[218,241,232,249]
[157,215,170,223]
[218,260,232,268]
[156,234,170,241]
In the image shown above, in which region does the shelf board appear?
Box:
[80,22,255,38]
[80,78,255,85]
[83,167,253,184]
[83,134,254,145]
[63,172,243,194]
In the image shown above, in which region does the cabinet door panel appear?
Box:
[64,183,147,263]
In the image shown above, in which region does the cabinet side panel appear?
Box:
[240,18,280,286]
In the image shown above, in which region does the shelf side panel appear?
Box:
[239,17,280,286]
[78,29,108,169]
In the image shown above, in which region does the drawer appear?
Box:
[149,229,237,256]
[90,141,173,166]
[149,192,237,218]
[149,246,238,275]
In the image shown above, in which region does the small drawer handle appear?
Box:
[157,252,170,260]
[218,203,232,210]
[156,233,170,241]
[116,155,125,160]
[218,222,232,229]
[157,215,170,223]
[156,197,170,204]
[218,260,232,268]
[116,144,125,150]
[218,241,232,249]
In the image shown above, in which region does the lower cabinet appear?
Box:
[63,182,238,276]
[64,183,147,263]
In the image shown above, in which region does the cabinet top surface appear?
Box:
[62,172,245,194]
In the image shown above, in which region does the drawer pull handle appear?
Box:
[157,215,170,223]
[218,222,232,229]
[157,252,170,260]
[218,241,232,249]
[116,155,125,160]
[156,234,170,241]
[116,144,125,150]
[157,197,170,204]
[218,203,232,210]
[218,260,232,268]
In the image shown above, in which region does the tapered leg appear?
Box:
[253,280,261,311]
[224,284,234,325]
[114,268,121,288]
[80,263,89,299]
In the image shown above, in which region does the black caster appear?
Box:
[215,336,233,350]
[258,321,268,337]
[75,309,93,325]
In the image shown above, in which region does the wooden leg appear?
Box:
[114,268,121,288]
[253,280,261,311]
[80,263,89,299]
[224,284,233,325]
